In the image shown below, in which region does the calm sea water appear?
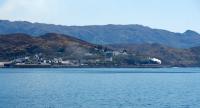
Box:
[0,68,200,108]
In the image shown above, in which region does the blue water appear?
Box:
[0,68,200,108]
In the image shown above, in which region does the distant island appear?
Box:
[0,20,200,68]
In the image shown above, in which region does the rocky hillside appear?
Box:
[109,43,200,66]
[0,33,106,61]
[1,33,200,66]
[0,33,164,67]
[0,20,200,48]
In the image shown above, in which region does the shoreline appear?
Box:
[1,65,199,68]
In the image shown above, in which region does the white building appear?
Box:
[0,62,4,67]
[61,60,71,64]
[84,53,93,56]
[113,51,121,56]
[0,62,12,67]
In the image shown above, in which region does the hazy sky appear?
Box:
[0,0,199,33]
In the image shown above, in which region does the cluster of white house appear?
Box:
[0,50,162,67]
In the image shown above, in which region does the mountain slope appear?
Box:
[0,33,164,67]
[1,33,200,66]
[0,20,200,48]
[0,33,105,61]
[108,43,200,66]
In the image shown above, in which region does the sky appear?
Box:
[0,0,199,33]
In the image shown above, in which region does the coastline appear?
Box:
[1,65,196,68]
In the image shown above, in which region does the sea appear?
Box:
[0,68,200,108]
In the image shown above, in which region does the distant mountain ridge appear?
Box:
[0,20,200,48]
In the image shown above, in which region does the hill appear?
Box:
[0,20,200,48]
[108,43,200,66]
[0,33,106,61]
[1,33,200,67]
[0,33,167,67]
